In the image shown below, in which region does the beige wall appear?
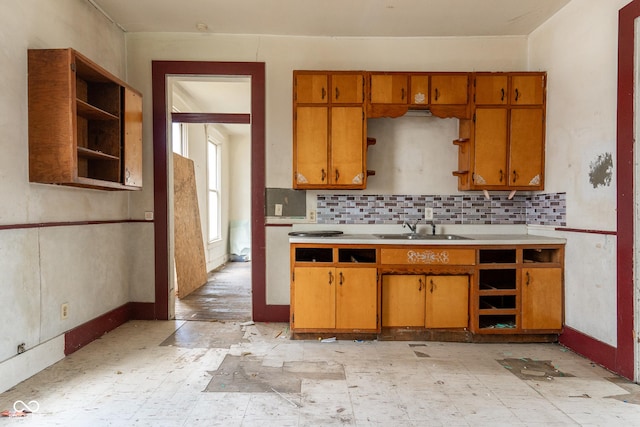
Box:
[527,0,630,346]
[0,0,151,392]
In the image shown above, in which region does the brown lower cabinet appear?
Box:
[291,265,377,331]
[382,274,469,328]
[290,243,564,340]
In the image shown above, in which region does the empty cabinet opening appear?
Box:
[479,269,516,290]
[295,247,333,263]
[479,249,516,264]
[338,248,376,263]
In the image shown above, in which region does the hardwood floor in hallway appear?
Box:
[175,261,252,321]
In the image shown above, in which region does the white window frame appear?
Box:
[171,111,188,156]
[207,136,222,242]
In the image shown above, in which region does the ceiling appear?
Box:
[91,0,571,37]
[95,0,572,137]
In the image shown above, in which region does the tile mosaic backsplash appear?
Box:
[317,193,566,226]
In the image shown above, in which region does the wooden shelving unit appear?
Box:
[28,48,143,190]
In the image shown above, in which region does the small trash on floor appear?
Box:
[240,321,255,327]
[321,337,336,343]
[1,410,28,417]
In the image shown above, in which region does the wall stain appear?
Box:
[589,153,613,188]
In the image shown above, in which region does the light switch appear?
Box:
[274,204,283,216]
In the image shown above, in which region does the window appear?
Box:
[172,121,187,155]
[208,137,222,241]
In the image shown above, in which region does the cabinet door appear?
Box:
[123,88,143,188]
[521,268,562,330]
[425,275,469,328]
[409,75,429,106]
[381,275,425,327]
[370,74,408,104]
[295,74,328,104]
[336,267,378,329]
[292,267,336,329]
[473,108,508,187]
[431,74,469,105]
[332,73,364,104]
[475,75,508,105]
[511,75,545,105]
[509,109,544,188]
[294,107,328,186]
[330,106,364,186]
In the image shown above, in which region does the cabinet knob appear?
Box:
[335,169,340,182]
[328,271,333,285]
[430,279,435,293]
[434,88,440,101]
[513,170,518,183]
[418,278,423,291]
[335,87,340,100]
[499,169,503,183]
[526,271,530,286]
[401,87,405,101]
[321,87,326,100]
[501,88,505,102]
[514,88,520,102]
[339,272,344,286]
[321,168,326,182]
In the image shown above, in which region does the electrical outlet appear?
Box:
[61,303,69,320]
[144,211,154,221]
[274,204,283,216]
[309,210,316,222]
[424,207,434,220]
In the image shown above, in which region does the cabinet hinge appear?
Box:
[292,313,295,323]
[292,271,295,282]
[70,63,76,73]
[473,113,476,123]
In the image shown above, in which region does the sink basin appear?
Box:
[374,233,471,240]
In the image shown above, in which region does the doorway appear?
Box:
[151,61,288,322]
[169,75,252,321]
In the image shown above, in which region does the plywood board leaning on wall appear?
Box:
[173,153,208,298]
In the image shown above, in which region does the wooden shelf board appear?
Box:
[77,146,120,161]
[76,99,118,120]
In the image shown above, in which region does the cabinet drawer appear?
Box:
[381,248,475,265]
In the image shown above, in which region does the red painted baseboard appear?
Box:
[559,326,618,375]
[64,302,155,355]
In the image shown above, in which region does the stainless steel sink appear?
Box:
[374,233,471,240]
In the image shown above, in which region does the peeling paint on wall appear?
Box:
[589,153,613,188]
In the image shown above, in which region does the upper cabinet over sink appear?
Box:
[367,72,471,119]
[292,69,546,192]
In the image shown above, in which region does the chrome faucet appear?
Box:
[402,219,420,233]
[429,220,436,235]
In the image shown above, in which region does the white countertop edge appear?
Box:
[288,233,566,245]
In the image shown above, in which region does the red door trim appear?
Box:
[151,61,289,322]
[614,0,640,379]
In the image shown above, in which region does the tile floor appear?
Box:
[1,320,640,426]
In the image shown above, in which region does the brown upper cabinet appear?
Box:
[454,72,546,191]
[293,71,369,189]
[430,74,469,105]
[370,73,408,104]
[293,69,546,191]
[475,73,545,106]
[28,48,142,190]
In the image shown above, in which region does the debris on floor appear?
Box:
[497,357,574,380]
